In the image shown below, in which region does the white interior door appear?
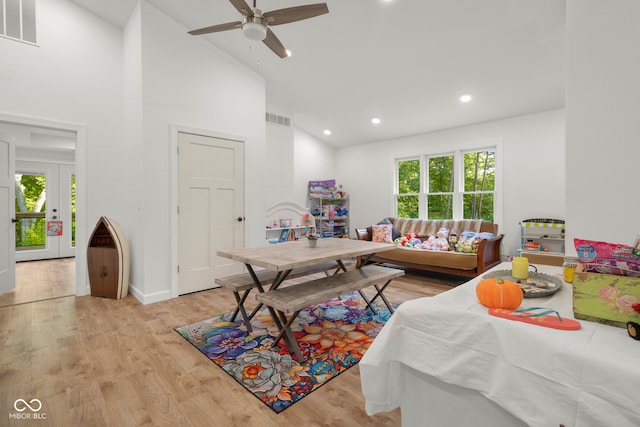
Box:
[178,132,245,295]
[15,161,75,261]
[0,139,16,295]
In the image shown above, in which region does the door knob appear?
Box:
[237,217,244,222]
[11,218,18,223]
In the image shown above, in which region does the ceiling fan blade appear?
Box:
[229,0,253,16]
[263,28,288,58]
[188,21,242,35]
[264,3,329,26]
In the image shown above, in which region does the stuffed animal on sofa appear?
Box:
[434,228,449,251]
[448,233,458,251]
[420,235,436,250]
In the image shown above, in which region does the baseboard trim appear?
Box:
[128,284,172,305]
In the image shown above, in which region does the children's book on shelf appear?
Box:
[278,229,296,242]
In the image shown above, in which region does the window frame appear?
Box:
[1,0,38,45]
[395,144,499,222]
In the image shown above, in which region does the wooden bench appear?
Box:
[255,264,404,362]
[215,260,351,331]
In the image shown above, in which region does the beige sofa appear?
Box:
[356,218,503,278]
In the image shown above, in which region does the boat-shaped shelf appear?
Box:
[87,216,130,299]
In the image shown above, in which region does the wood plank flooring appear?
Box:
[0,258,75,308]
[0,261,465,426]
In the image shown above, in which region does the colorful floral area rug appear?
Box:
[175,292,394,413]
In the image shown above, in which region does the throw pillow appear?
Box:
[367,218,401,241]
[372,224,393,243]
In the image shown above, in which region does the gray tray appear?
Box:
[482,270,563,298]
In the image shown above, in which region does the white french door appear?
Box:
[15,161,76,261]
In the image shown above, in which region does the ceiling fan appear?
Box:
[188,0,329,58]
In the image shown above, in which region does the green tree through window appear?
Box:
[396,159,419,218]
[15,173,46,249]
[396,148,495,222]
[464,150,495,220]
[427,155,454,219]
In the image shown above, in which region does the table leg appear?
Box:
[368,280,395,314]
[245,265,292,332]
[272,309,305,363]
[358,290,378,314]
[231,289,254,331]
[267,269,292,291]
[360,253,376,266]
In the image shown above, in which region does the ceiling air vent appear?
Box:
[265,112,291,128]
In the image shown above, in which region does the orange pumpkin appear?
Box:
[476,277,523,310]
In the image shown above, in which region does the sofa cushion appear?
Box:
[380,246,478,270]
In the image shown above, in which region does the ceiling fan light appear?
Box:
[243,22,267,41]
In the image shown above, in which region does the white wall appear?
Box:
[265,121,294,205]
[565,0,640,253]
[293,128,337,205]
[123,2,145,298]
[1,0,271,303]
[134,2,267,302]
[264,98,338,218]
[0,0,126,294]
[337,109,566,258]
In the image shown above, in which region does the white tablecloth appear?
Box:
[360,263,640,426]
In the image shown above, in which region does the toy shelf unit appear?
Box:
[309,196,350,238]
[265,201,315,244]
[518,218,565,266]
[307,179,349,239]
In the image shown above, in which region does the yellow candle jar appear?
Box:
[512,256,530,280]
[563,256,579,283]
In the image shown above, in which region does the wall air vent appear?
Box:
[1,0,37,44]
[265,112,291,128]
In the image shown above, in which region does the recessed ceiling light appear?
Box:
[459,94,472,103]
[371,117,381,125]
[323,129,332,136]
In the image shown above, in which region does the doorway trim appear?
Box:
[169,123,246,299]
[0,112,87,296]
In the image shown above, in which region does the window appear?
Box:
[1,0,37,44]
[396,148,496,222]
[427,154,454,220]
[396,158,420,218]
[15,171,46,251]
[462,150,495,221]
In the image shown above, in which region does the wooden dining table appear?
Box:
[216,238,398,360]
[217,237,397,299]
[217,238,395,275]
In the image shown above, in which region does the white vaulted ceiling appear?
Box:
[71,0,566,147]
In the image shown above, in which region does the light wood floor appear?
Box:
[0,258,76,308]
[0,261,465,426]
